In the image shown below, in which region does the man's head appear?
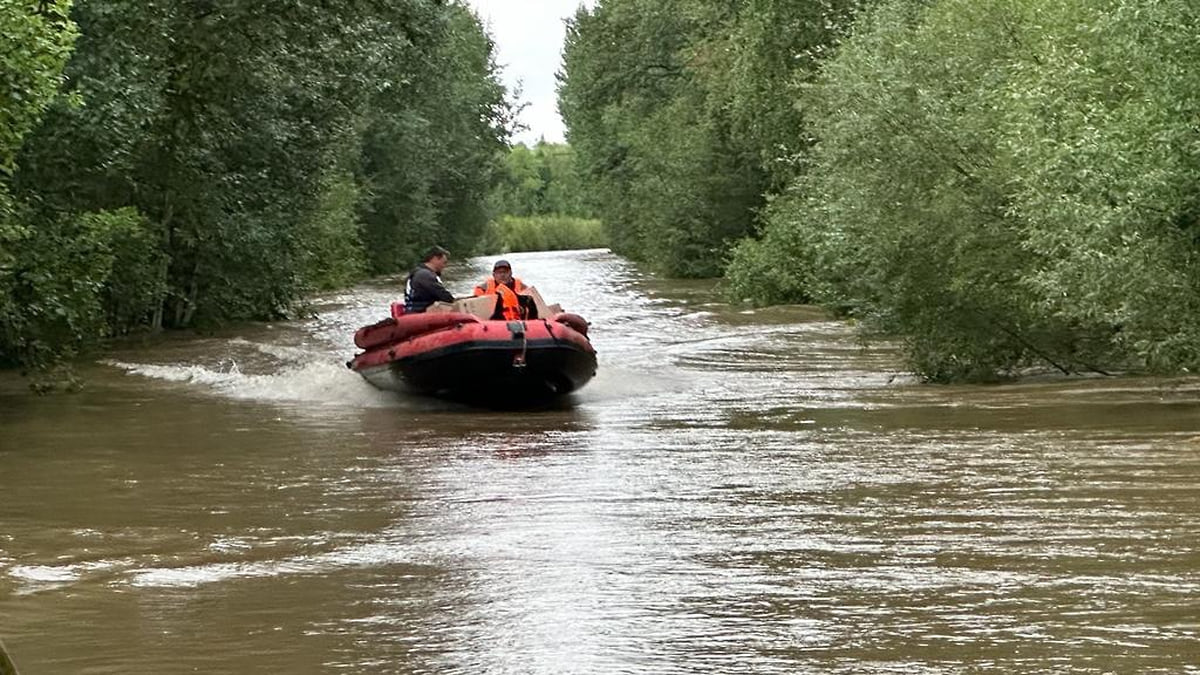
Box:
[492,259,513,285]
[423,245,449,274]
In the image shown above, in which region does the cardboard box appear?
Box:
[426,286,561,319]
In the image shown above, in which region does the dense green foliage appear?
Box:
[480,214,606,254]
[562,0,1200,380]
[559,0,860,276]
[0,0,78,368]
[727,0,1200,380]
[483,141,603,253]
[358,4,511,274]
[1,0,510,370]
[489,142,593,219]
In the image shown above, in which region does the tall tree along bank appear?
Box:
[558,0,860,277]
[0,0,511,372]
[560,0,1200,381]
[727,0,1200,381]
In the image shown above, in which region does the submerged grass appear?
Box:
[480,215,607,254]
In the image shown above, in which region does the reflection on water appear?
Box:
[2,249,1199,673]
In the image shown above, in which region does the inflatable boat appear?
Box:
[348,293,596,402]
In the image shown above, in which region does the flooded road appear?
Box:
[2,249,1199,673]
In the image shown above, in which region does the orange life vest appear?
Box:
[473,277,527,320]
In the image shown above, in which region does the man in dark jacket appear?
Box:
[404,246,455,313]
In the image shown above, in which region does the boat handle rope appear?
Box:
[517,323,528,368]
[509,319,528,369]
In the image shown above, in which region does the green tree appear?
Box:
[732,0,1200,380]
[359,2,511,273]
[3,0,512,372]
[489,141,593,218]
[559,0,860,276]
[0,0,78,367]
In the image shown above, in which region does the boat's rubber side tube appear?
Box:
[551,312,589,337]
[353,312,480,349]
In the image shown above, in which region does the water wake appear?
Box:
[103,357,399,408]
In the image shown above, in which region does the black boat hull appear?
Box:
[358,338,597,402]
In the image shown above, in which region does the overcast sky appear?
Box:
[466,0,595,146]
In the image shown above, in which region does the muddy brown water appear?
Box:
[2,249,1199,673]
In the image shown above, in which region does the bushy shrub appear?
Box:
[0,207,162,369]
[296,171,365,291]
[737,0,1200,380]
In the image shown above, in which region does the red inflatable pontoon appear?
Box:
[349,311,596,402]
[354,312,480,350]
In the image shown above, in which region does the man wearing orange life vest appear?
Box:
[473,259,534,320]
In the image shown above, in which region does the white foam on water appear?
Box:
[128,541,416,588]
[128,560,271,588]
[572,364,689,405]
[7,559,131,593]
[239,338,343,363]
[104,357,400,409]
[9,564,82,583]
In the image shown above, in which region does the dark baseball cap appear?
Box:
[493,259,511,270]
